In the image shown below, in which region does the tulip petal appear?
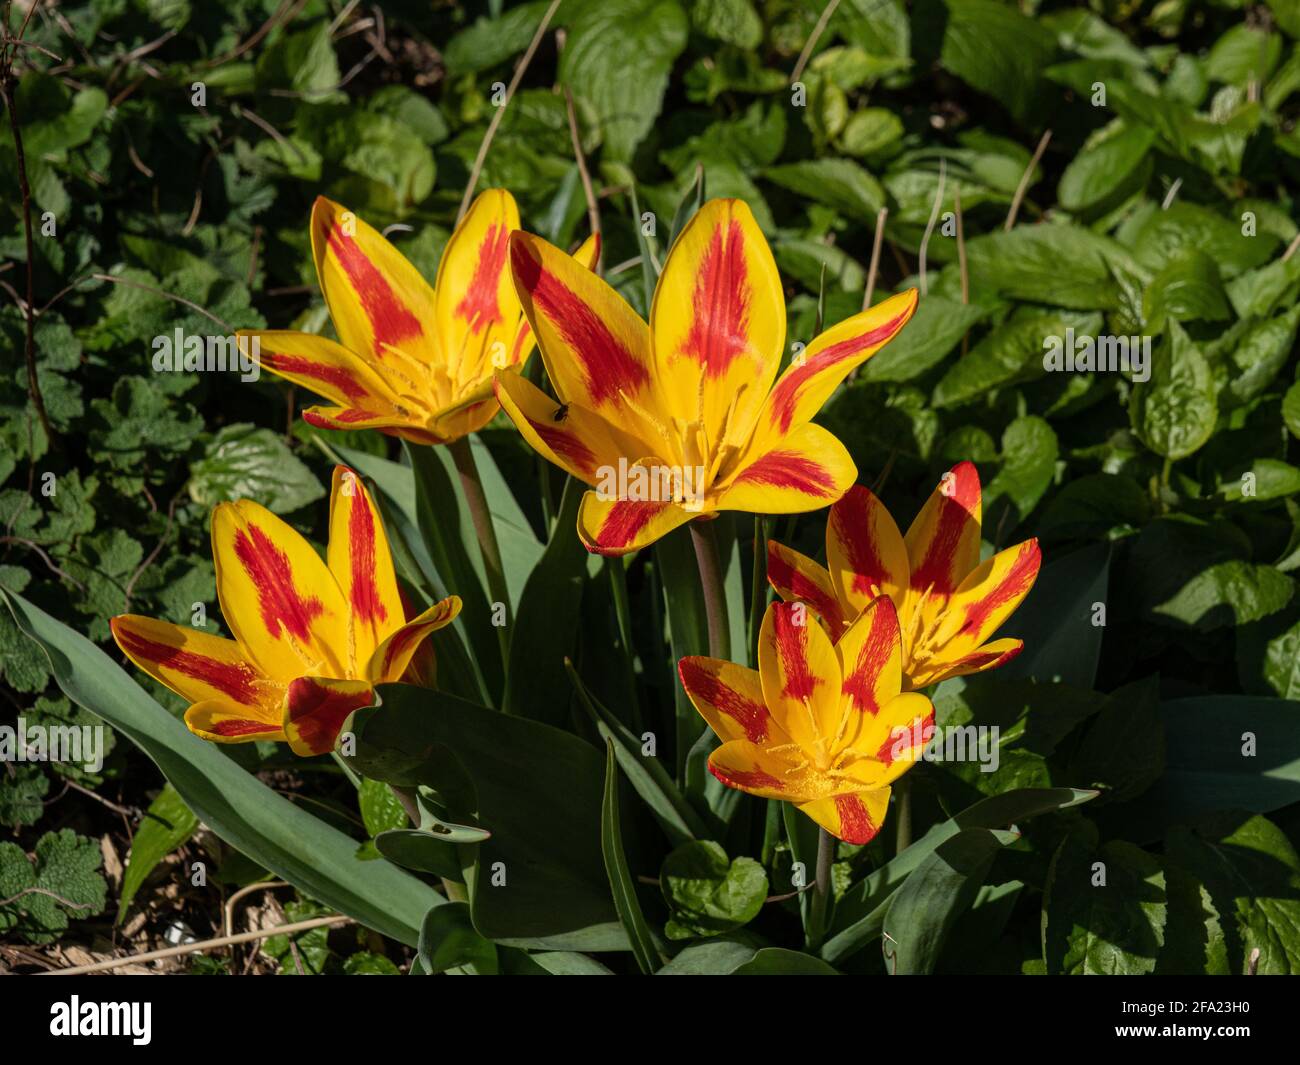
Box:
[938,538,1042,649]
[435,189,524,390]
[211,500,350,679]
[240,330,405,410]
[366,596,461,683]
[757,600,842,751]
[509,231,662,441]
[718,422,855,515]
[909,638,1024,689]
[327,467,405,668]
[827,484,910,618]
[651,199,785,451]
[678,656,784,745]
[185,699,286,744]
[301,404,440,444]
[849,691,935,778]
[311,196,438,366]
[494,370,625,484]
[904,461,983,598]
[111,615,284,713]
[836,595,904,719]
[576,494,695,557]
[762,290,918,439]
[282,676,375,757]
[708,740,797,800]
[797,788,891,845]
[765,541,845,633]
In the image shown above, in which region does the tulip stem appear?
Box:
[449,436,512,668]
[895,777,913,855]
[808,827,834,951]
[748,516,769,667]
[689,520,731,661]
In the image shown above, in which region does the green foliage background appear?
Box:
[3,0,1300,974]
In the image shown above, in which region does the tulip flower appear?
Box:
[679,596,933,844]
[495,198,917,555]
[767,461,1041,690]
[238,190,596,445]
[111,467,460,756]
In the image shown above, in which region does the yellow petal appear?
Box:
[210,500,350,679]
[282,676,375,757]
[310,196,439,367]
[494,369,625,485]
[765,540,846,633]
[846,691,935,782]
[835,595,904,721]
[907,637,1024,689]
[760,289,917,440]
[708,739,801,800]
[327,467,405,668]
[797,788,891,845]
[757,599,842,751]
[678,656,786,745]
[185,699,286,744]
[827,483,910,619]
[366,596,462,683]
[435,189,523,390]
[240,330,405,411]
[111,615,284,713]
[301,404,441,444]
[651,199,785,452]
[903,460,983,601]
[576,493,696,556]
[717,422,855,515]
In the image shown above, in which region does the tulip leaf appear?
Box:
[116,783,198,924]
[883,827,1019,975]
[659,840,768,941]
[1,589,442,947]
[601,741,662,972]
[569,661,708,845]
[730,948,840,974]
[503,476,588,727]
[417,901,499,975]
[345,683,627,952]
[823,787,1098,963]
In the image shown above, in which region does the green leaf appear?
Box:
[659,840,767,941]
[1143,250,1231,327]
[824,788,1097,962]
[601,741,661,972]
[883,827,1018,974]
[417,901,499,975]
[731,947,840,974]
[1058,122,1154,211]
[560,0,689,163]
[1129,322,1218,460]
[1,590,441,946]
[961,225,1129,310]
[984,415,1059,525]
[117,783,198,924]
[1152,560,1293,631]
[764,157,885,220]
[358,778,407,837]
[1068,676,1165,803]
[1165,813,1300,975]
[0,829,107,944]
[345,683,625,951]
[188,423,324,514]
[1044,830,1168,975]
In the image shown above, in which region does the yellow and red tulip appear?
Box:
[239,190,596,445]
[768,461,1041,690]
[679,597,933,844]
[494,197,918,555]
[111,467,460,756]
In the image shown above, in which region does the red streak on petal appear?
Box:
[533,421,597,474]
[842,603,898,716]
[678,658,769,743]
[380,621,427,677]
[831,487,892,600]
[512,241,649,405]
[909,462,981,595]
[326,227,422,357]
[233,525,325,643]
[834,793,879,845]
[347,491,387,627]
[262,352,370,400]
[286,678,372,755]
[115,628,262,705]
[876,713,934,766]
[208,718,279,738]
[681,218,750,377]
[766,547,843,632]
[961,540,1041,638]
[769,311,909,433]
[773,604,819,702]
[596,500,667,551]
[454,223,510,334]
[736,451,835,496]
[709,761,783,793]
